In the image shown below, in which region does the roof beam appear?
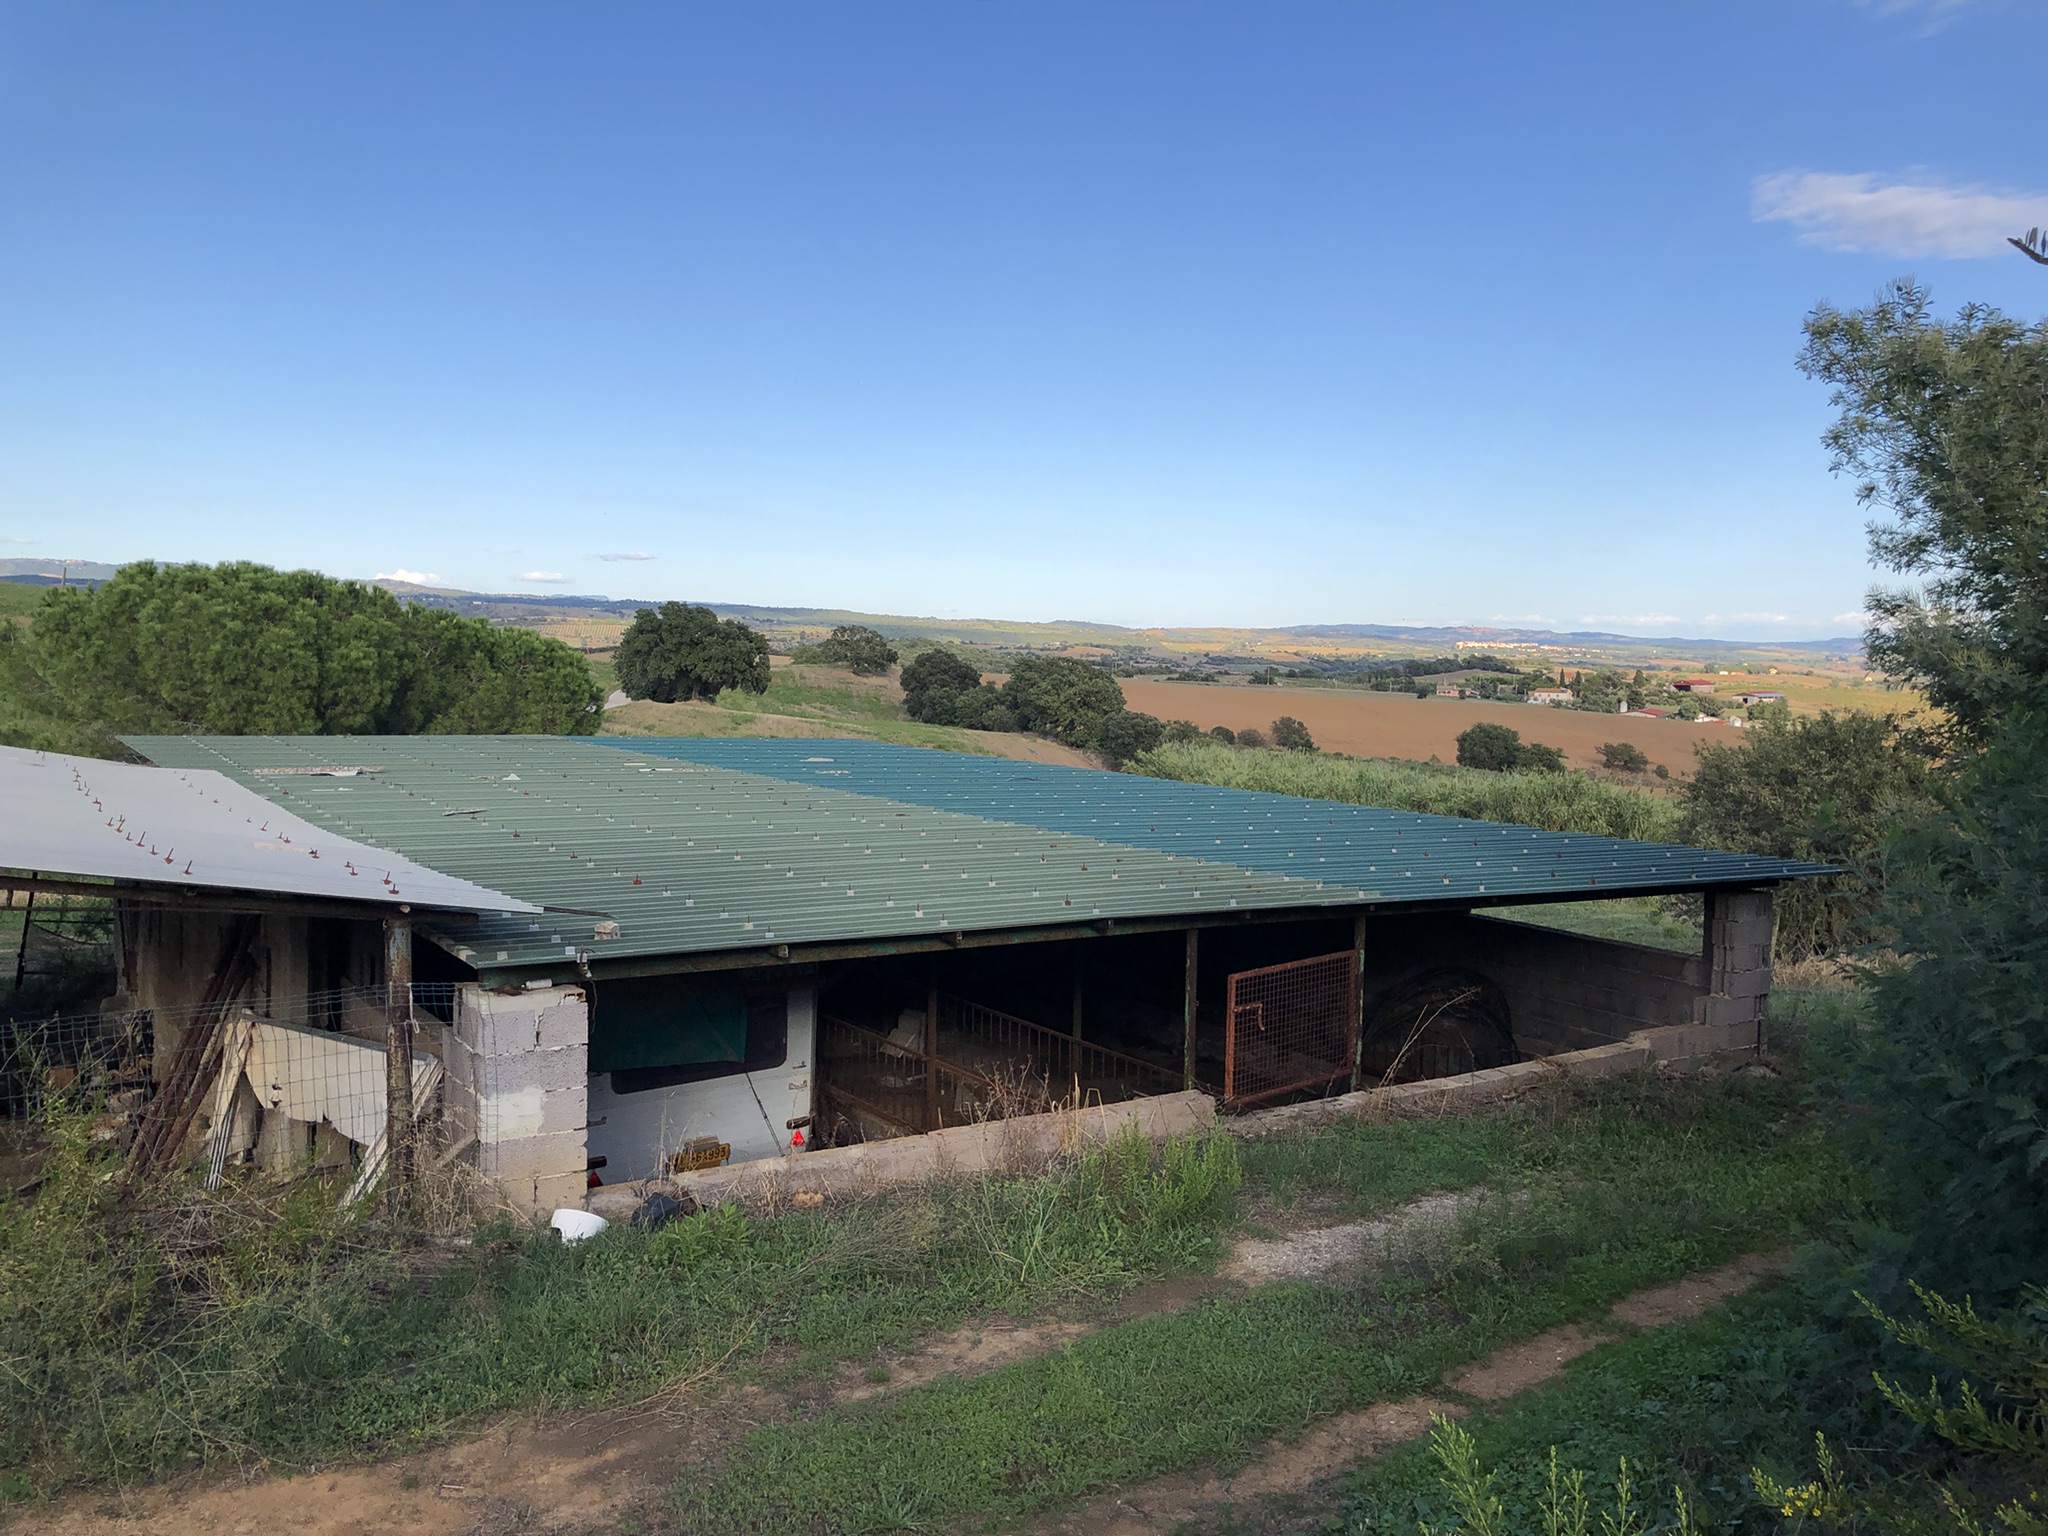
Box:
[0,873,476,925]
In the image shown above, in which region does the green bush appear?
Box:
[1682,709,1931,958]
[1094,709,1165,766]
[614,602,770,703]
[1130,741,1682,842]
[1598,741,1649,773]
[0,1109,1242,1492]
[900,649,1015,730]
[1270,715,1315,751]
[1457,721,1524,771]
[810,624,898,675]
[999,656,1126,746]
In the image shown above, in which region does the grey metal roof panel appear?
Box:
[124,735,1825,974]
[1,743,539,914]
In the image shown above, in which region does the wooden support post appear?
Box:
[384,915,415,1209]
[1349,911,1368,1093]
[1182,928,1199,1092]
[924,970,940,1133]
[11,886,34,994]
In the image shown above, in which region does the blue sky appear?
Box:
[2,2,2044,640]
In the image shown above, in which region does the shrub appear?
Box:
[1161,718,1201,744]
[1270,715,1315,752]
[1682,710,1931,958]
[1094,709,1165,766]
[1457,722,1525,771]
[615,602,770,703]
[999,657,1125,747]
[1208,725,1236,745]
[900,650,1014,730]
[1598,741,1650,773]
[1235,726,1267,748]
[1129,741,1681,841]
[812,625,898,675]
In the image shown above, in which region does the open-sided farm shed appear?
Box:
[20,734,1811,1211]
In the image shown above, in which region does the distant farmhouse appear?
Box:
[1526,687,1575,706]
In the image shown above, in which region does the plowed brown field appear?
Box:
[1119,680,1740,774]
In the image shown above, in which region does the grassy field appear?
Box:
[1131,740,1683,842]
[0,1122,1241,1489]
[1314,1286,1840,1536]
[599,661,1096,763]
[0,584,50,622]
[1483,894,1702,952]
[666,1056,1862,1534]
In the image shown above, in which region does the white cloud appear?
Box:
[1577,613,1680,627]
[0,536,38,545]
[1852,0,1981,35]
[1704,612,1792,625]
[1832,611,1872,627]
[1752,169,2047,258]
[1487,613,1552,625]
[374,568,442,585]
[520,570,570,583]
[590,551,655,562]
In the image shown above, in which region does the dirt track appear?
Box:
[1120,680,1737,774]
[14,1217,1785,1536]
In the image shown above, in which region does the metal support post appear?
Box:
[1071,953,1084,1041]
[1182,929,1199,1092]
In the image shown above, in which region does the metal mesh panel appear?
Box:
[1223,950,1357,1109]
[2,983,458,1202]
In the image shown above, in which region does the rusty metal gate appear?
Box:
[1223,950,1357,1109]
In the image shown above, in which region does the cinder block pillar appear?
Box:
[448,984,589,1215]
[1697,888,1775,1041]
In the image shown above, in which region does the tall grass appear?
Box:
[0,1117,1239,1492]
[1130,741,1683,842]
[668,1069,1862,1535]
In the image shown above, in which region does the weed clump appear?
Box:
[0,1113,1242,1495]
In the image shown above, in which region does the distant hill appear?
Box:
[0,561,1858,666]
[366,580,1862,670]
[0,559,118,585]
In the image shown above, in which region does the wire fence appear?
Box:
[2,983,462,1205]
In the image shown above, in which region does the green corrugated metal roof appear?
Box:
[126,735,1825,976]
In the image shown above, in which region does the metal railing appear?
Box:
[817,993,1180,1141]
[939,995,1181,1102]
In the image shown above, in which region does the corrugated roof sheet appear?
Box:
[127,735,1825,976]
[1,743,538,913]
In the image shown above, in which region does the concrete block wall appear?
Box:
[1699,887,1775,1042]
[589,1089,1216,1217]
[1360,911,1709,1061]
[449,984,589,1215]
[1459,915,1707,1054]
